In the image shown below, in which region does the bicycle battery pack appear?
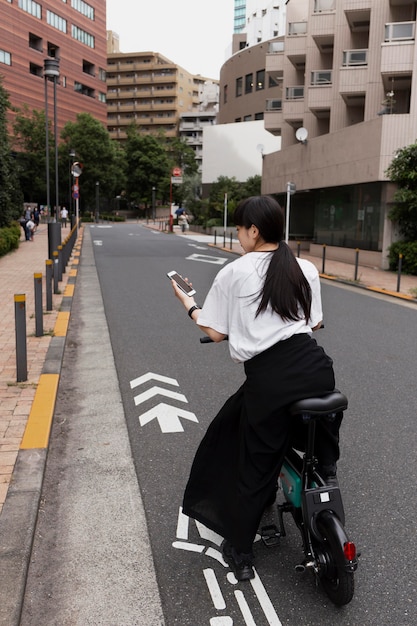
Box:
[303,485,345,541]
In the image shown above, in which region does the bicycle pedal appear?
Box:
[261,525,281,547]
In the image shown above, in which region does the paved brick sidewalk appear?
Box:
[0,224,72,514]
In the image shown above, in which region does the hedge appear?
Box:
[0,223,21,258]
[388,240,417,275]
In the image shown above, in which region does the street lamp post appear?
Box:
[69,148,75,217]
[95,181,100,223]
[44,58,60,221]
[152,186,156,221]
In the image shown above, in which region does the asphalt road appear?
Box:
[21,224,417,626]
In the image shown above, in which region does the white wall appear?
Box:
[202,121,281,183]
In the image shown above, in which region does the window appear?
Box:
[74,81,95,97]
[29,62,42,76]
[71,0,94,20]
[47,42,59,57]
[342,50,367,66]
[254,112,264,120]
[223,84,228,104]
[72,25,95,48]
[47,11,67,33]
[0,49,11,66]
[311,70,332,85]
[245,73,253,94]
[29,33,42,52]
[256,70,265,91]
[83,60,95,76]
[98,67,106,81]
[243,115,252,121]
[18,0,41,18]
[385,22,415,42]
[236,77,243,97]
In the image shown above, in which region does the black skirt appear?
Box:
[182,333,338,553]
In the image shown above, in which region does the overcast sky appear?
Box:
[106,0,234,80]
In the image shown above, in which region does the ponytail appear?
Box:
[256,241,312,322]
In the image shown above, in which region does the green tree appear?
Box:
[386,141,417,240]
[13,106,52,204]
[124,126,170,210]
[61,113,126,212]
[0,78,23,227]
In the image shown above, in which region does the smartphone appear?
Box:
[167,271,196,296]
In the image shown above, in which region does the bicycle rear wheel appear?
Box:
[315,512,355,606]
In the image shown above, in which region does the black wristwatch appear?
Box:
[188,304,201,318]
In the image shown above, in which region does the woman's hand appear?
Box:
[171,277,196,308]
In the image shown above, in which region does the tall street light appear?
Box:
[95,181,100,223]
[69,148,76,217]
[44,58,60,221]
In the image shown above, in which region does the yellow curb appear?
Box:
[64,284,75,297]
[367,286,414,300]
[54,311,70,336]
[20,374,59,449]
[68,269,77,277]
[72,258,79,265]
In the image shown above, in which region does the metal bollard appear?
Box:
[57,245,63,280]
[14,294,27,382]
[397,253,403,292]
[354,248,360,281]
[322,244,326,274]
[53,250,59,294]
[229,233,233,250]
[34,273,43,337]
[297,241,301,258]
[214,230,217,245]
[223,231,226,248]
[45,259,53,310]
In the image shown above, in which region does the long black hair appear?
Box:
[233,195,312,322]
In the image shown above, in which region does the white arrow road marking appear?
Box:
[134,386,186,406]
[196,521,223,546]
[130,372,179,390]
[139,402,198,432]
[93,240,103,246]
[204,569,226,610]
[176,506,189,540]
[186,253,228,265]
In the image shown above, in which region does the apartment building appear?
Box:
[106,39,217,143]
[218,0,417,266]
[179,82,219,173]
[0,0,108,134]
[262,0,417,265]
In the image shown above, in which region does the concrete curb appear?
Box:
[0,234,82,626]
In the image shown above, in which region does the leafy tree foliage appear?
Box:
[13,106,53,204]
[61,113,126,212]
[386,141,417,240]
[124,126,170,208]
[0,79,23,227]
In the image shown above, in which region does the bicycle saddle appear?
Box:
[289,391,348,417]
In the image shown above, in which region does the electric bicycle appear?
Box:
[262,391,358,606]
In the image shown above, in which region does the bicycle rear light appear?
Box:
[343,541,356,561]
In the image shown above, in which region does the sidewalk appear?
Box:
[0,224,76,516]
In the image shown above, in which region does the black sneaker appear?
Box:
[221,540,255,581]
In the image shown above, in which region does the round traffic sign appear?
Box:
[172,167,182,177]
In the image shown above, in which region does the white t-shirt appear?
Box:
[197,252,323,363]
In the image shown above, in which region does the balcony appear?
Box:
[288,22,307,36]
[310,70,332,85]
[266,98,282,111]
[385,21,415,42]
[314,0,335,11]
[286,86,305,100]
[342,49,368,67]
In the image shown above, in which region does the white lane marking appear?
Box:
[204,569,226,610]
[93,240,103,246]
[176,506,189,540]
[196,521,223,546]
[139,403,198,433]
[235,589,257,626]
[210,618,233,625]
[205,547,227,566]
[172,541,205,553]
[250,571,282,626]
[186,253,228,265]
[130,372,179,389]
[134,386,187,406]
